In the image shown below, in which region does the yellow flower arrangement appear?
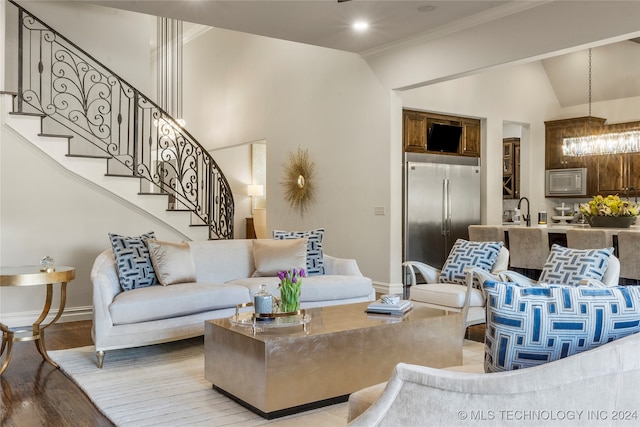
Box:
[580,195,638,217]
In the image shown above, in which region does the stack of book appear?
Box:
[366,298,413,315]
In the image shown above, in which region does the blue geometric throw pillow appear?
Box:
[109,231,158,291]
[538,244,613,285]
[439,239,503,285]
[273,229,325,275]
[483,281,640,373]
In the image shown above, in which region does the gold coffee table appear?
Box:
[0,265,75,375]
[204,302,462,418]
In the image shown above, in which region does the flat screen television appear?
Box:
[427,123,462,153]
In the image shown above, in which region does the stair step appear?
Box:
[0,90,18,96]
[39,132,74,139]
[105,173,138,178]
[9,111,45,118]
[138,192,168,196]
[66,153,112,160]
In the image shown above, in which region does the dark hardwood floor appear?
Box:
[1,319,485,426]
[0,320,113,427]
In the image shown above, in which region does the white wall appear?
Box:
[208,143,253,239]
[365,1,640,91]
[181,27,393,284]
[3,1,638,322]
[1,2,397,325]
[400,61,562,225]
[0,119,189,325]
[5,1,153,94]
[0,1,167,323]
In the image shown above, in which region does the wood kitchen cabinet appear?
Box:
[402,109,481,157]
[544,117,604,170]
[587,154,625,195]
[628,153,640,191]
[461,119,480,157]
[545,117,640,196]
[503,138,520,199]
[403,110,428,152]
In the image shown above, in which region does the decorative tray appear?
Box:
[229,302,310,335]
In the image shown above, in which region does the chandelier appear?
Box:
[562,48,639,156]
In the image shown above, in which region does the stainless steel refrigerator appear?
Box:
[404,153,481,274]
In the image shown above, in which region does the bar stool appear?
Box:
[617,231,640,284]
[507,228,550,279]
[468,225,504,243]
[566,228,613,250]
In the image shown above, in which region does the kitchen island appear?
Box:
[502,223,640,234]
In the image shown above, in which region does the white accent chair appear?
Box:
[403,246,509,337]
[347,333,640,426]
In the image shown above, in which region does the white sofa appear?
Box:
[91,239,375,367]
[347,332,640,426]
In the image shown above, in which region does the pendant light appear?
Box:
[563,48,640,156]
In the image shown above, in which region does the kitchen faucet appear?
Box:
[517,197,531,227]
[624,186,638,204]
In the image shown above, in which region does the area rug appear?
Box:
[48,337,349,426]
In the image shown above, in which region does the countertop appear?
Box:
[502,223,640,234]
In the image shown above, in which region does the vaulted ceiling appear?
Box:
[90,0,640,107]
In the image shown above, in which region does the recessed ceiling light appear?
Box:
[417,5,437,12]
[353,21,369,31]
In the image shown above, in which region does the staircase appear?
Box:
[3,0,234,240]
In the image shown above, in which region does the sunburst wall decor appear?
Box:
[281,147,316,216]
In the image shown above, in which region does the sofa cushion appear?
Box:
[228,275,373,302]
[188,240,255,283]
[109,282,251,325]
[410,283,484,308]
[109,231,157,291]
[483,281,640,373]
[146,240,196,286]
[273,229,325,275]
[538,244,613,285]
[439,239,503,286]
[252,238,307,277]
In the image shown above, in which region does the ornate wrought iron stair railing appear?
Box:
[6,0,234,239]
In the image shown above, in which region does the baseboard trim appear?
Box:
[0,306,93,327]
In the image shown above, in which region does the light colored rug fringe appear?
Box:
[49,338,484,427]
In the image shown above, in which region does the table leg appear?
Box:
[0,325,14,376]
[32,282,68,368]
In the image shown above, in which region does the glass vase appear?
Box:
[280,287,301,313]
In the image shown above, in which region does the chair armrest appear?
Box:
[323,254,364,276]
[90,249,121,348]
[602,255,620,287]
[402,261,440,286]
[497,270,537,287]
[466,268,502,291]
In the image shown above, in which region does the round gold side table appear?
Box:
[0,265,75,375]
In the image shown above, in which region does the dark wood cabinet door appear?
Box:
[462,119,480,157]
[628,153,640,191]
[403,111,427,152]
[596,154,625,194]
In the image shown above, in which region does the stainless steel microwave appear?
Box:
[546,168,587,196]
